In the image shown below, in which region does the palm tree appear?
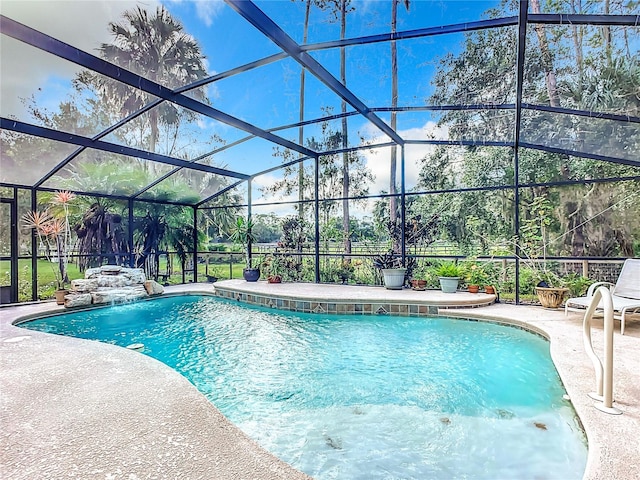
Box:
[74,200,128,271]
[298,0,313,221]
[339,0,351,256]
[79,6,209,166]
[134,203,203,281]
[295,0,331,222]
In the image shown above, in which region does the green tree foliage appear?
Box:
[264,116,373,241]
[251,214,282,243]
[414,0,639,257]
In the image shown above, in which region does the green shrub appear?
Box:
[434,261,462,278]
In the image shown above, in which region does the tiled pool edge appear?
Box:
[212,285,555,341]
[213,281,494,317]
[215,286,441,315]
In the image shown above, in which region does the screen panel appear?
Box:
[40,149,175,197]
[520,110,639,162]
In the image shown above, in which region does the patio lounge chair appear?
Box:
[565,258,640,335]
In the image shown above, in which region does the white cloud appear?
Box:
[361,120,449,194]
[193,0,225,27]
[252,171,296,201]
[251,171,306,216]
[250,121,451,219]
[1,0,158,119]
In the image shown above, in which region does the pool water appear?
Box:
[23,295,587,479]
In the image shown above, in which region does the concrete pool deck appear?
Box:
[1,282,639,479]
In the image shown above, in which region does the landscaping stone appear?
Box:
[96,275,131,288]
[70,279,98,293]
[64,293,92,308]
[119,267,146,284]
[100,265,122,275]
[84,267,101,278]
[91,286,147,305]
[144,280,164,296]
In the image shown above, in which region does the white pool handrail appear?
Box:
[582,286,622,415]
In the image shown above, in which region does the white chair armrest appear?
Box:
[586,281,615,297]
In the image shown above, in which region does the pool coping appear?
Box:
[1,282,639,480]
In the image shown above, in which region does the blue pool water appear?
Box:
[22,295,587,479]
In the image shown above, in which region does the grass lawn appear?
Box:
[0,258,248,300]
[0,259,83,301]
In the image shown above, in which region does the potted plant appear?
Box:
[261,254,284,283]
[464,261,488,294]
[517,196,573,307]
[336,258,356,284]
[434,261,462,293]
[22,191,76,304]
[481,195,574,306]
[482,261,501,295]
[410,263,429,290]
[229,216,260,282]
[205,265,224,283]
[373,250,406,290]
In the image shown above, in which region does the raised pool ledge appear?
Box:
[213,279,495,316]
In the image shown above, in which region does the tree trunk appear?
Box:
[298,0,311,221]
[389,0,399,252]
[570,0,584,98]
[340,0,351,255]
[603,0,612,66]
[56,235,68,287]
[149,108,159,177]
[530,0,560,107]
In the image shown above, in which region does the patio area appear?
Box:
[1,283,639,480]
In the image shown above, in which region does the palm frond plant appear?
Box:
[434,261,462,278]
[432,260,463,293]
[21,191,76,294]
[74,200,127,271]
[229,216,260,281]
[229,217,256,268]
[133,204,201,281]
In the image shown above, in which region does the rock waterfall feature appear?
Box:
[64,266,164,308]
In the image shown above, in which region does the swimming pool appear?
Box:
[21,295,587,479]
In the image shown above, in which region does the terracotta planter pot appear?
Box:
[54,289,69,305]
[468,284,479,294]
[536,286,569,308]
[484,285,495,295]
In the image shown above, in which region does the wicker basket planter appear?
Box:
[535,286,569,308]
